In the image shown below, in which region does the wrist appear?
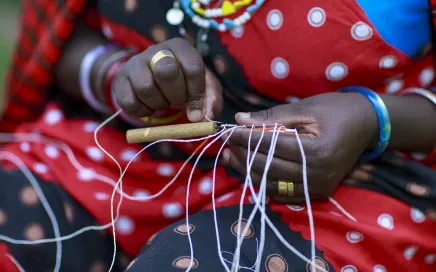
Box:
[340,87,391,161]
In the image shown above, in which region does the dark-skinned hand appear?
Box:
[222,92,380,203]
[112,38,223,122]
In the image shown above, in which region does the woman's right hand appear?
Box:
[112,38,222,122]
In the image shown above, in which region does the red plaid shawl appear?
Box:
[1,0,436,133]
[0,0,87,132]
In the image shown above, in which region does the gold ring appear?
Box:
[149,50,176,72]
[278,180,295,197]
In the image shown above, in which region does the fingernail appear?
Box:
[237,112,251,119]
[350,169,370,181]
[222,149,231,163]
[189,110,202,122]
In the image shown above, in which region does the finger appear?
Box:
[229,145,307,182]
[149,53,187,106]
[128,57,170,111]
[223,149,324,197]
[167,38,206,122]
[112,68,153,118]
[204,69,223,120]
[227,129,313,163]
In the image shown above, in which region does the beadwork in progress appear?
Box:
[0,110,340,272]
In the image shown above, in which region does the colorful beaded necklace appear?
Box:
[190,0,253,19]
[167,0,266,32]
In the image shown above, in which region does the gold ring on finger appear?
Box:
[149,50,176,72]
[278,180,295,197]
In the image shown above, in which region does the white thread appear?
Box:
[5,253,25,272]
[232,125,264,271]
[328,197,358,222]
[211,128,238,272]
[0,152,62,272]
[255,124,280,272]
[184,127,240,271]
[234,127,326,272]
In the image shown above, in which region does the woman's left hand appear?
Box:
[223,92,380,203]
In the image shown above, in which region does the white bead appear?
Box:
[216,9,223,16]
[166,8,184,26]
[191,2,200,9]
[218,24,226,32]
[205,9,214,17]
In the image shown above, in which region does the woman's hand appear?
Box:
[223,92,379,203]
[112,38,222,122]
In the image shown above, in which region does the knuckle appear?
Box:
[184,61,204,78]
[153,61,180,82]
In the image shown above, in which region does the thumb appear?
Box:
[204,69,223,121]
[235,105,290,125]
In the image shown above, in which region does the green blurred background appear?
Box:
[0,0,20,111]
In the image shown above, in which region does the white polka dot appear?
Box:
[411,153,427,160]
[346,231,364,243]
[386,79,404,94]
[425,254,436,264]
[95,192,109,201]
[217,192,234,202]
[404,246,418,260]
[78,168,95,182]
[157,164,175,177]
[267,9,283,30]
[102,25,113,39]
[307,7,326,27]
[271,57,289,79]
[33,163,48,174]
[410,207,426,223]
[198,177,213,195]
[44,146,59,159]
[377,213,394,230]
[419,68,435,87]
[133,190,150,201]
[379,55,397,69]
[86,147,104,162]
[120,149,138,162]
[287,205,305,211]
[285,96,301,103]
[325,62,348,81]
[162,203,183,219]
[373,265,386,272]
[83,122,98,133]
[20,142,30,153]
[351,21,372,41]
[231,26,244,38]
[116,215,135,235]
[341,265,357,272]
[44,110,63,125]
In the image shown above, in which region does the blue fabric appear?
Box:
[356,0,431,57]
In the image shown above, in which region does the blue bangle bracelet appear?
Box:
[340,86,391,161]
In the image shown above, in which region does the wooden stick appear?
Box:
[126,122,217,143]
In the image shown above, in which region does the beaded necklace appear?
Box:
[191,0,253,18]
[166,0,266,56]
[167,0,266,32]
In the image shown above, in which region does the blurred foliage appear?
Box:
[0,0,20,110]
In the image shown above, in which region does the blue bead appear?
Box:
[223,19,236,29]
[210,20,219,30]
[247,5,259,14]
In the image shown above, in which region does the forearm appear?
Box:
[380,94,436,153]
[54,21,119,103]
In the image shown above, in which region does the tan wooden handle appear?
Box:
[126,122,217,143]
